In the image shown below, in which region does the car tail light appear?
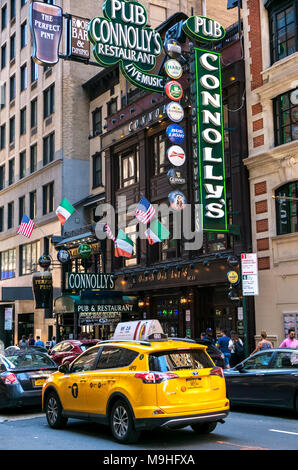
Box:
[2,373,19,384]
[134,371,179,384]
[210,367,224,378]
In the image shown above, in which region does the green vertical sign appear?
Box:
[194,47,227,232]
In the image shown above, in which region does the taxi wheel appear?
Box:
[45,391,68,429]
[110,400,140,444]
[191,422,217,434]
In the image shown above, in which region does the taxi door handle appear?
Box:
[80,379,87,383]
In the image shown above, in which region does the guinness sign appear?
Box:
[65,272,115,291]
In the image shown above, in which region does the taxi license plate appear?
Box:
[34,379,46,387]
[186,378,202,388]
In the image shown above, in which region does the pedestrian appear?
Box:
[250,330,272,355]
[229,331,244,367]
[49,336,56,348]
[18,335,28,349]
[279,328,298,348]
[28,334,35,346]
[35,336,44,347]
[217,329,231,368]
[203,328,216,345]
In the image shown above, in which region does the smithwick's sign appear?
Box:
[65,272,115,290]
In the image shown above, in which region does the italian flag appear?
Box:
[56,198,75,226]
[145,219,170,245]
[115,230,134,258]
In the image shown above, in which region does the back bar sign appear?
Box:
[194,48,227,232]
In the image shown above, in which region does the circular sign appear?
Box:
[78,243,91,258]
[165,59,183,79]
[168,190,187,211]
[167,168,186,186]
[164,39,182,59]
[38,254,51,269]
[166,102,184,122]
[165,80,183,101]
[166,124,185,144]
[167,145,186,166]
[57,249,70,264]
[227,255,239,267]
[290,89,298,105]
[227,271,239,285]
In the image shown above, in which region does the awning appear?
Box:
[53,295,80,314]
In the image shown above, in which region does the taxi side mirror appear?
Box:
[58,363,69,374]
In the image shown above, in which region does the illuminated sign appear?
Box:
[165,59,183,79]
[165,80,183,101]
[167,145,185,166]
[166,124,185,144]
[182,16,226,42]
[88,0,164,93]
[65,272,115,290]
[194,48,227,231]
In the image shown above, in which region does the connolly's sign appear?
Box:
[194,48,227,231]
[88,0,164,93]
[182,16,226,42]
[65,272,115,290]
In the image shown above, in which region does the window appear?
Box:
[21,22,27,48]
[18,196,25,224]
[31,58,38,83]
[21,0,27,7]
[92,152,102,188]
[70,347,99,373]
[10,34,15,60]
[92,107,102,135]
[117,209,138,267]
[1,5,7,30]
[0,207,3,232]
[1,43,6,69]
[7,201,14,229]
[31,98,37,128]
[19,241,40,276]
[269,1,297,64]
[241,352,273,370]
[20,64,27,91]
[9,116,15,143]
[273,351,298,368]
[9,74,15,101]
[118,147,139,188]
[107,98,117,116]
[43,84,54,118]
[42,182,54,214]
[10,0,16,20]
[29,191,36,220]
[275,181,298,235]
[8,158,14,185]
[0,124,5,150]
[152,133,167,175]
[1,82,6,109]
[0,165,5,190]
[43,133,54,165]
[96,347,138,370]
[149,349,213,372]
[20,107,26,135]
[30,144,37,173]
[274,89,298,146]
[0,248,16,279]
[19,151,26,179]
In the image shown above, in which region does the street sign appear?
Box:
[241,253,259,296]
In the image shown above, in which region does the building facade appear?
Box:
[242,0,298,344]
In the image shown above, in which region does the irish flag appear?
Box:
[56,198,75,226]
[145,219,170,245]
[115,230,134,258]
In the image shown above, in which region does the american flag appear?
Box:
[17,215,35,238]
[104,223,116,242]
[134,197,156,224]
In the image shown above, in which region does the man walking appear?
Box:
[279,328,298,348]
[217,330,231,368]
[35,336,44,347]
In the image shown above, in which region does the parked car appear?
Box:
[195,339,226,369]
[49,340,101,365]
[224,348,298,412]
[5,344,49,356]
[0,351,57,409]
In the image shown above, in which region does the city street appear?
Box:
[0,406,297,451]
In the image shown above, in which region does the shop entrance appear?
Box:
[150,296,181,337]
[17,313,34,342]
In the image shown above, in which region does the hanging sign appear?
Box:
[38,254,51,269]
[193,48,227,231]
[32,271,53,309]
[167,168,186,186]
[69,16,90,59]
[164,39,182,59]
[167,145,186,166]
[168,191,187,211]
[166,124,185,144]
[57,249,71,264]
[29,1,63,66]
[166,102,184,122]
[227,270,239,285]
[182,16,226,42]
[165,80,183,101]
[88,0,164,93]
[78,243,92,258]
[165,59,183,79]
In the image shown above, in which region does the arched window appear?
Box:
[275,181,298,235]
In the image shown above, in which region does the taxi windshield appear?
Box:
[149,349,213,372]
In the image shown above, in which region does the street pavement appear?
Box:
[0,406,297,451]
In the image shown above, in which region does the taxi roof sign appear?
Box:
[112,320,165,342]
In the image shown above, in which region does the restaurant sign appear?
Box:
[182,16,226,42]
[88,0,164,93]
[65,273,115,291]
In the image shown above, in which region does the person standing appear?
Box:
[18,335,28,349]
[35,336,44,347]
[217,330,231,368]
[229,331,244,367]
[28,334,35,346]
[49,336,56,348]
[279,328,298,348]
[250,331,272,355]
[203,328,216,345]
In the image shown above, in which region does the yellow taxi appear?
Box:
[42,321,229,443]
